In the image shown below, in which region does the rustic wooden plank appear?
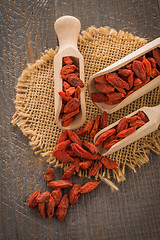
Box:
[0,0,160,239]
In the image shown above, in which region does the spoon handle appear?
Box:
[54,16,80,51]
[152,104,160,124]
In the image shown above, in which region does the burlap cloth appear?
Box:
[12,26,160,185]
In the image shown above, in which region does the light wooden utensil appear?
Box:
[94,105,160,156]
[88,38,160,114]
[54,16,86,129]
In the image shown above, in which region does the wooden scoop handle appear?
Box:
[54,16,81,51]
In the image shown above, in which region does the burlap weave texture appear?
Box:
[12,26,160,183]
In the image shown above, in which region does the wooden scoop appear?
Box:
[54,16,86,130]
[94,105,160,156]
[88,37,160,114]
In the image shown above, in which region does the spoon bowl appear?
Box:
[54,16,86,130]
[94,105,160,156]
[88,38,160,114]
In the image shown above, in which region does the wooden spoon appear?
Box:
[54,16,86,130]
[88,38,160,114]
[94,105,160,156]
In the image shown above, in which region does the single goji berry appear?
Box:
[51,188,62,206]
[94,75,107,84]
[67,76,85,88]
[151,69,160,78]
[80,182,99,194]
[137,111,149,123]
[118,69,133,77]
[58,130,68,144]
[129,120,146,128]
[36,191,50,203]
[127,74,134,89]
[63,81,70,91]
[38,202,46,218]
[63,56,73,65]
[132,60,146,81]
[147,57,156,69]
[28,189,41,207]
[62,108,79,122]
[117,126,137,138]
[106,73,130,90]
[71,143,100,160]
[53,149,75,163]
[63,98,80,113]
[56,194,69,221]
[90,115,101,138]
[60,65,78,75]
[44,168,55,182]
[58,91,72,101]
[99,111,107,129]
[116,117,128,133]
[91,93,108,102]
[126,116,141,123]
[69,184,81,205]
[89,161,102,176]
[62,118,74,127]
[56,139,71,151]
[134,78,142,86]
[103,139,120,149]
[115,86,127,95]
[47,195,55,218]
[104,99,122,105]
[62,165,75,179]
[73,157,80,172]
[142,57,151,76]
[107,92,124,100]
[84,119,95,134]
[68,130,82,146]
[74,86,81,99]
[79,160,93,169]
[83,141,98,154]
[62,72,80,81]
[66,87,76,96]
[152,48,160,67]
[95,82,115,94]
[47,180,72,189]
[101,157,118,169]
[95,128,116,146]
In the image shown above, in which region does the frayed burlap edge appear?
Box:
[12,26,159,189]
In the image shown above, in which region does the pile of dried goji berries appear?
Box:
[91,47,160,105]
[28,168,99,221]
[58,56,85,127]
[95,110,149,149]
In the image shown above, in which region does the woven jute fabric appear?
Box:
[12,26,160,184]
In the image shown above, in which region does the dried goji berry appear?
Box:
[115,86,127,95]
[127,74,134,89]
[73,157,80,172]
[67,76,85,88]
[62,118,74,127]
[83,141,98,154]
[125,90,134,98]
[137,111,149,123]
[47,195,55,218]
[44,168,55,182]
[36,191,50,203]
[56,194,69,221]
[60,65,78,75]
[89,161,102,176]
[134,78,142,86]
[94,75,107,84]
[90,115,101,138]
[65,149,76,157]
[132,60,146,81]
[91,93,108,102]
[117,126,136,138]
[107,92,124,100]
[102,135,118,146]
[69,184,81,205]
[63,98,80,113]
[151,69,159,78]
[99,111,107,129]
[106,73,130,90]
[68,130,82,146]
[118,69,133,77]
[66,87,76,96]
[62,108,79,122]
[71,143,100,160]
[56,139,71,151]
[130,120,146,128]
[103,139,120,149]
[58,130,68,144]
[58,91,72,101]
[63,56,73,65]
[84,119,95,134]
[63,81,70,91]
[74,86,81,99]
[28,189,41,207]
[53,149,75,163]
[126,116,141,123]
[62,72,80,81]
[142,57,151,76]
[101,157,118,169]
[104,99,122,105]
[79,160,93,169]
[62,165,75,179]
[116,117,128,133]
[38,202,46,218]
[147,57,156,69]
[51,188,62,207]
[47,180,72,189]
[80,182,99,194]
[95,82,115,94]
[95,128,116,146]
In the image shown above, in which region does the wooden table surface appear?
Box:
[0,0,160,239]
